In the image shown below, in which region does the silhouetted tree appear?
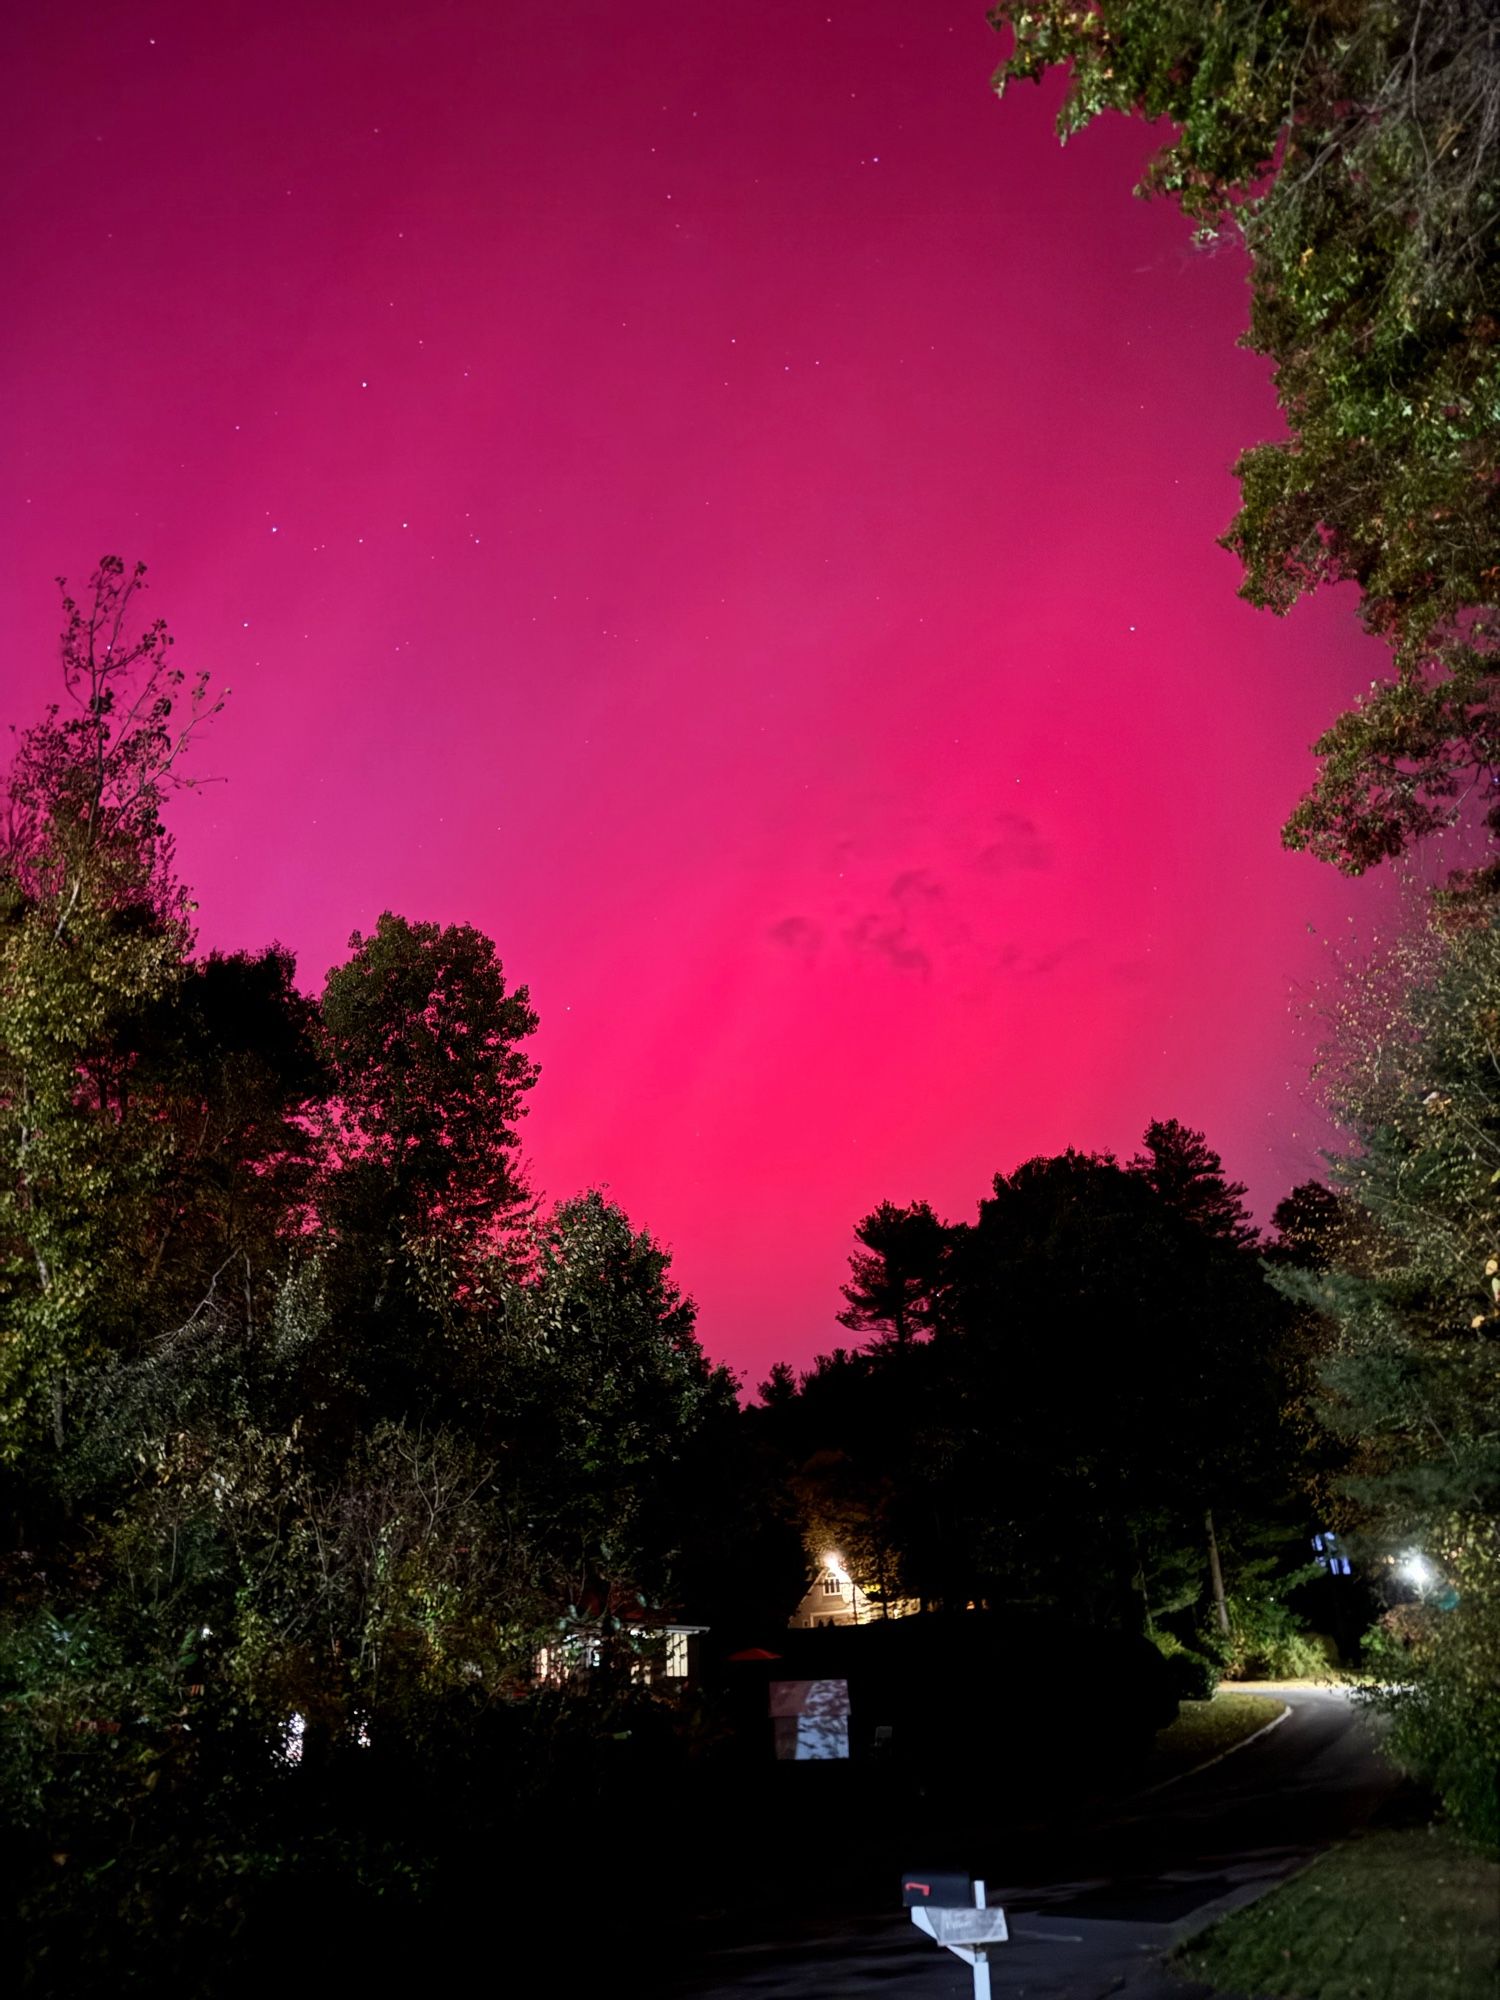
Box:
[837,1198,949,1346]
[1131,1118,1257,1250]
[763,1129,1307,1634]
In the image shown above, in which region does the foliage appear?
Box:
[1152,1629,1221,1701]
[0,562,220,1451]
[1224,1573,1336,1680]
[318,909,539,1265]
[1272,908,1500,1839]
[789,1446,905,1609]
[759,1123,1316,1640]
[0,567,749,1984]
[836,1198,949,1345]
[3,557,219,918]
[990,1,1500,887]
[1366,1514,1500,1849]
[1132,1117,1258,1249]
[499,1190,739,1606]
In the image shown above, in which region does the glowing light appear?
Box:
[279,1712,306,1766]
[1400,1552,1434,1590]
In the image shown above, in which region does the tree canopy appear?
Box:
[990,1,1500,886]
[1271,910,1500,1843]
[0,567,755,1988]
[757,1125,1310,1652]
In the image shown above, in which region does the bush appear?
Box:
[1152,1631,1220,1700]
[1222,1585,1335,1680]
[1378,1678,1500,1854]
[1361,1522,1500,1854]
[0,1651,706,1995]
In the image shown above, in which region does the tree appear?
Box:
[0,574,753,1986]
[0,561,219,1452]
[318,912,539,1290]
[756,1359,798,1410]
[500,1191,736,1613]
[836,1198,950,1345]
[131,946,324,1327]
[1268,1179,1376,1277]
[1271,911,1500,1842]
[940,1135,1308,1631]
[755,1339,935,1612]
[761,1133,1306,1633]
[789,1448,904,1612]
[1131,1118,1258,1251]
[1129,1118,1266,1632]
[3,558,218,924]
[990,2,1500,886]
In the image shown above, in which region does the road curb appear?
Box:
[1131,1698,1290,1802]
[1107,1848,1334,1999]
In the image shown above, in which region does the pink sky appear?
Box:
[2,1,1390,1384]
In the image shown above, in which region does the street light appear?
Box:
[823,1551,860,1623]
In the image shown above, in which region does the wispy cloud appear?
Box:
[976,811,1053,875]
[1108,957,1154,986]
[768,806,1061,984]
[996,937,1088,979]
[767,915,824,955]
[889,867,944,904]
[847,912,931,977]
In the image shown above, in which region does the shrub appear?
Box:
[1151,1631,1221,1700]
[1225,1596,1334,1680]
[1361,1521,1500,1854]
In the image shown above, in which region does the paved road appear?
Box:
[674,1686,1399,1999]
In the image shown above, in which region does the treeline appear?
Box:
[2,561,1497,1997]
[754,1016,1500,1847]
[987,0,1500,1855]
[0,563,780,1991]
[751,1127,1352,1675]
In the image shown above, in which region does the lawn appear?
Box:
[1174,1825,1500,2000]
[1142,1690,1286,1786]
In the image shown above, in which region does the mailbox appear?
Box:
[904,1870,1007,2000]
[901,1870,973,1908]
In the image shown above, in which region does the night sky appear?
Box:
[3,2,1388,1383]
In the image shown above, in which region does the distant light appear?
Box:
[280,1713,306,1766]
[1401,1552,1434,1590]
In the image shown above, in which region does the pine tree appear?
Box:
[837,1198,949,1346]
[1130,1118,1258,1250]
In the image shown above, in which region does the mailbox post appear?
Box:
[902,1871,1008,2000]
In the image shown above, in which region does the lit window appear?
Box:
[664,1631,689,1678]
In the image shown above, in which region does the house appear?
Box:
[535,1594,708,1688]
[787,1551,878,1628]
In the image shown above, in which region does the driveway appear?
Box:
[674,1685,1399,1998]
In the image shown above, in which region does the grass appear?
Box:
[1174,1825,1500,2000]
[1141,1690,1286,1785]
